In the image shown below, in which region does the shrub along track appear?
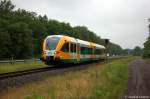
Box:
[0,62,104,94]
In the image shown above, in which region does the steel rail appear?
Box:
[0,56,127,80]
[0,67,56,80]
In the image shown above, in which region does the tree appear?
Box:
[133,46,143,56]
[0,32,11,59]
[143,19,150,58]
[0,0,125,59]
[143,36,150,58]
[122,49,133,55]
[107,43,123,56]
[7,22,33,58]
[0,0,14,13]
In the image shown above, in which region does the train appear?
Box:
[41,35,106,65]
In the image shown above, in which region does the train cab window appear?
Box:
[61,42,69,52]
[46,37,60,50]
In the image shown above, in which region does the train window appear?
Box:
[85,47,88,54]
[81,46,90,54]
[101,49,105,54]
[74,44,76,53]
[70,43,76,53]
[61,42,69,52]
[87,48,89,54]
[70,43,74,53]
[95,49,102,54]
[98,49,101,54]
[96,49,98,54]
[93,48,96,54]
[90,48,93,54]
[81,47,84,54]
[87,48,90,54]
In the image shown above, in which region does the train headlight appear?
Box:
[54,51,60,54]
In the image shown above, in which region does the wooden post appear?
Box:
[104,39,109,63]
[11,55,14,64]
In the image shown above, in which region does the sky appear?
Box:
[11,0,150,49]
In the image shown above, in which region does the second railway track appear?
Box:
[0,66,59,80]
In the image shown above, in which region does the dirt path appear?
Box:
[125,59,150,99]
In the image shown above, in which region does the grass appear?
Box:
[0,62,48,74]
[92,57,135,99]
[0,57,136,99]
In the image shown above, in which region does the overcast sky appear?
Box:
[11,0,150,49]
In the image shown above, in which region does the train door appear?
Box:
[70,43,77,62]
[77,43,80,62]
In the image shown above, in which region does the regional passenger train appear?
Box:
[41,35,106,65]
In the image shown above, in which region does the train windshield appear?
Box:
[46,37,60,50]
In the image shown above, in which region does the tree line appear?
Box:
[0,0,142,59]
[143,19,150,58]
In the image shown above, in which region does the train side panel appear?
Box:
[54,36,78,63]
[42,35,106,65]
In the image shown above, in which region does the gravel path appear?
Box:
[125,59,150,99]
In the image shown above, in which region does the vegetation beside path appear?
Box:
[0,57,136,99]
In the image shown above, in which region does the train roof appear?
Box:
[46,35,105,49]
[46,35,63,39]
[76,39,90,46]
[94,44,105,49]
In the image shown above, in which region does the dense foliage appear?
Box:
[0,0,124,59]
[143,19,150,58]
[132,46,143,56]
[107,43,123,56]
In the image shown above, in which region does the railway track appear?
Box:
[0,57,124,80]
[0,66,58,80]
[0,63,93,80]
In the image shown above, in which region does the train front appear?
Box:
[41,35,62,65]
